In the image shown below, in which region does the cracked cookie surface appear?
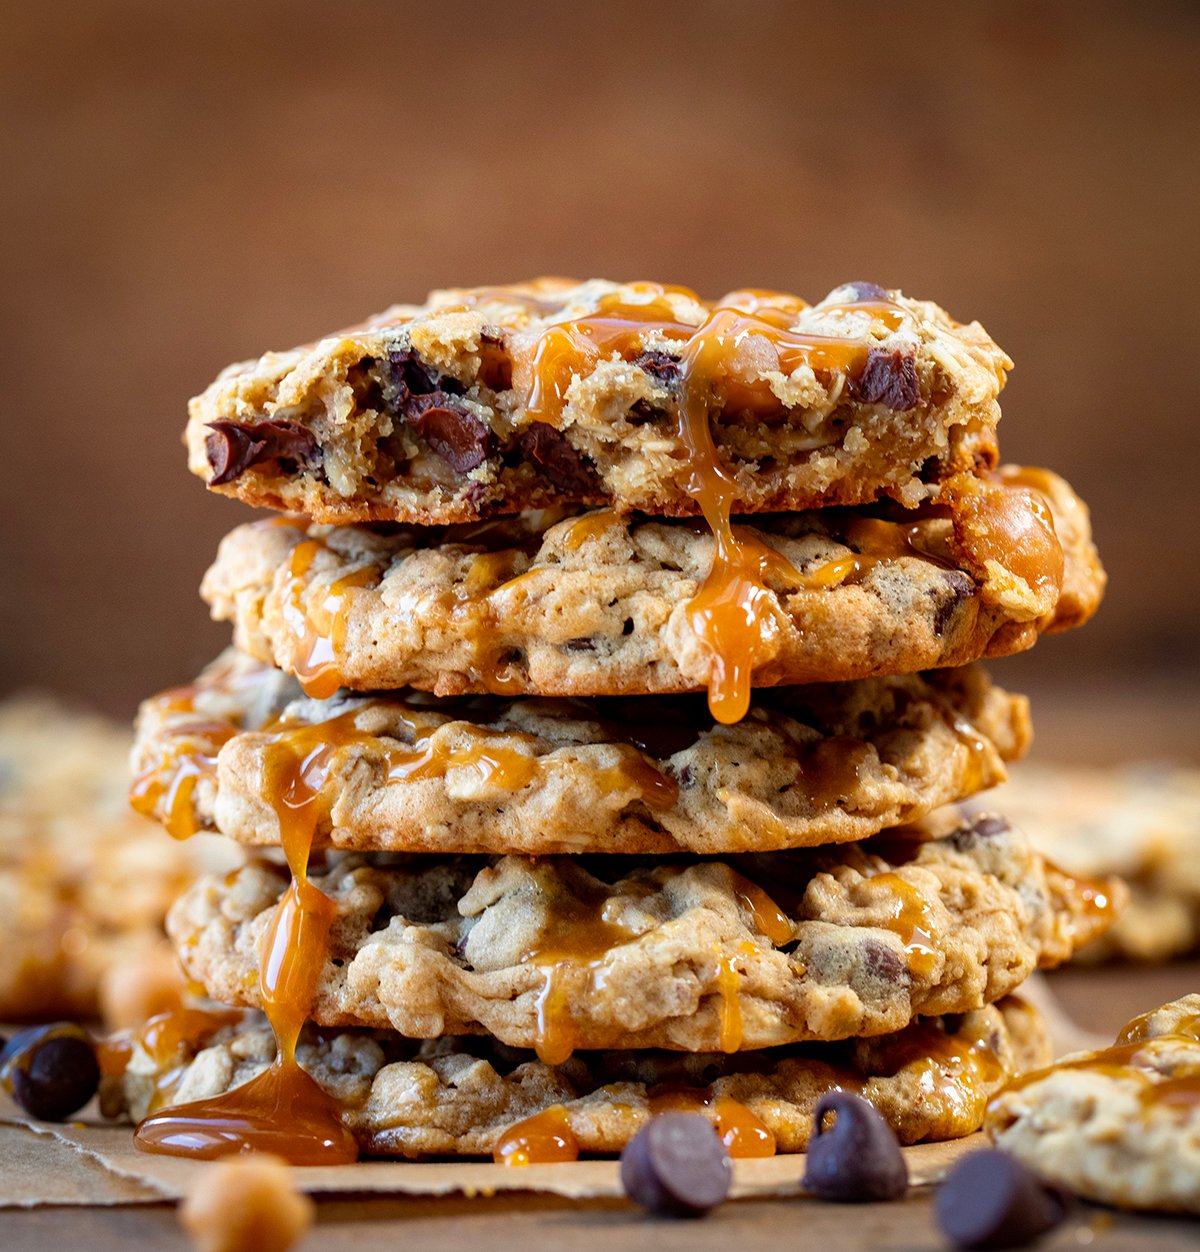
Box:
[186,280,1011,524]
[167,816,1120,1054]
[201,466,1102,701]
[111,997,1048,1157]
[133,650,1029,855]
[987,996,1200,1213]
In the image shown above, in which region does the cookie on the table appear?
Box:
[978,764,1200,963]
[201,466,1102,702]
[987,995,1200,1213]
[186,280,1011,525]
[111,997,1048,1157]
[0,694,236,1023]
[133,650,1030,855]
[168,816,1121,1055]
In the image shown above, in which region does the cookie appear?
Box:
[133,650,1030,855]
[0,694,237,1022]
[201,466,1102,705]
[168,816,1121,1057]
[110,997,1047,1158]
[979,764,1200,963]
[185,280,1011,525]
[987,995,1200,1213]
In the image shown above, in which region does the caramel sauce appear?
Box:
[136,721,359,1164]
[504,288,907,724]
[715,953,746,1053]
[493,1104,580,1165]
[728,871,795,946]
[648,1087,776,1157]
[960,476,1064,597]
[1043,859,1118,928]
[996,1010,1200,1118]
[866,873,939,977]
[874,1019,1005,1124]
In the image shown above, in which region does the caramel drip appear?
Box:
[135,722,359,1164]
[281,540,381,700]
[506,289,905,724]
[962,476,1064,596]
[493,1104,580,1165]
[715,953,745,1053]
[728,871,795,946]
[1044,859,1119,928]
[129,687,236,840]
[874,1020,1005,1125]
[997,1011,1200,1116]
[867,873,939,977]
[648,1088,776,1158]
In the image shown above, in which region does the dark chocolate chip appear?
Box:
[969,815,1010,839]
[850,348,921,411]
[516,423,598,494]
[205,420,321,485]
[565,637,596,652]
[844,282,891,302]
[385,346,464,404]
[405,395,492,473]
[931,570,974,637]
[935,1149,1067,1249]
[803,1091,908,1202]
[0,1023,100,1121]
[620,1113,731,1217]
[862,940,905,984]
[633,350,682,387]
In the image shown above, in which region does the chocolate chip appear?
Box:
[385,346,465,403]
[935,1149,1067,1249]
[565,637,596,652]
[803,1092,908,1202]
[0,1023,100,1122]
[620,1113,731,1217]
[850,349,920,411]
[862,940,905,984]
[633,350,682,387]
[969,815,1010,839]
[931,570,974,637]
[205,420,321,485]
[405,395,492,473]
[844,282,891,302]
[516,423,598,494]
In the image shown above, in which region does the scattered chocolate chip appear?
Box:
[385,346,465,404]
[620,1113,731,1217]
[677,765,694,788]
[516,423,599,494]
[565,637,596,652]
[935,1149,1067,1249]
[931,570,974,637]
[205,420,321,486]
[633,350,682,387]
[850,349,920,411]
[0,1023,100,1121]
[862,940,905,984]
[844,282,891,302]
[404,395,492,473]
[803,1091,908,1202]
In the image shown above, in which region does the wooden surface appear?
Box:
[3,962,1198,1250]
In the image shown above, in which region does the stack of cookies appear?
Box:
[116,279,1117,1163]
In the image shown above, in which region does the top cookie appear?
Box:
[186,279,1010,524]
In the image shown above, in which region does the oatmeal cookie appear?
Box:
[111,998,1047,1157]
[987,996,1200,1213]
[185,280,1011,524]
[168,816,1121,1055]
[133,650,1029,855]
[201,467,1102,701]
[0,695,236,1022]
[978,764,1200,962]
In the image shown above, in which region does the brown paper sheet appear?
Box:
[1,1105,984,1208]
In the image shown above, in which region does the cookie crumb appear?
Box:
[179,1154,314,1252]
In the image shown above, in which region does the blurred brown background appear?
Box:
[3,1,1198,757]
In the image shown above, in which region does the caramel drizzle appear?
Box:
[494,1104,580,1166]
[864,872,939,978]
[996,1011,1200,1113]
[135,724,360,1164]
[648,1088,777,1157]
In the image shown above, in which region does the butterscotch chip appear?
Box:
[168,817,1121,1053]
[0,695,238,1023]
[133,649,1029,855]
[112,998,1049,1157]
[179,1153,313,1252]
[978,764,1200,963]
[987,995,1200,1214]
[185,280,1011,524]
[200,467,1102,701]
